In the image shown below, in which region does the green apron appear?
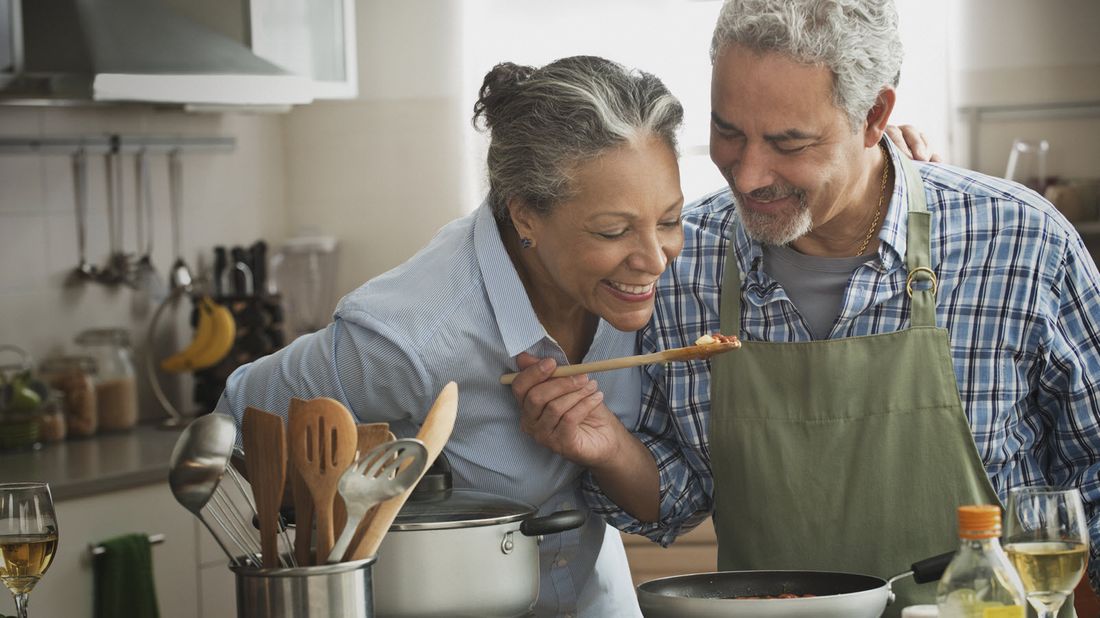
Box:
[709,153,1011,617]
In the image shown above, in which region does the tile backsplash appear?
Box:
[0,105,289,421]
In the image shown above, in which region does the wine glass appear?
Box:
[0,483,58,618]
[1004,486,1089,617]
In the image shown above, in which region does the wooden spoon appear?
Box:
[288,396,357,566]
[499,338,741,385]
[344,382,458,561]
[334,423,393,536]
[242,407,287,568]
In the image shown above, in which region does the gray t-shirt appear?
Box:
[762,244,869,340]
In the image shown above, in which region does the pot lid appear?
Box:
[392,488,537,531]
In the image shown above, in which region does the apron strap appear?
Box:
[719,240,742,336]
[898,153,937,328]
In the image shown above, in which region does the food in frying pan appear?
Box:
[729,593,818,599]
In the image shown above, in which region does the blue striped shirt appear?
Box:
[216,203,643,617]
[582,140,1100,590]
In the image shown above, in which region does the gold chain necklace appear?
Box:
[856,143,891,256]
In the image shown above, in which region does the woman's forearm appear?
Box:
[590,426,661,523]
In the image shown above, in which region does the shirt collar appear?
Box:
[472,201,549,357]
[877,136,911,273]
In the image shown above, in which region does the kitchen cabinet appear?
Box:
[249,0,358,100]
[161,0,358,102]
[13,482,201,618]
[621,518,717,586]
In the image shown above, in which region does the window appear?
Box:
[459,0,950,211]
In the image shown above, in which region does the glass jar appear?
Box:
[36,389,67,442]
[38,355,98,437]
[75,328,138,432]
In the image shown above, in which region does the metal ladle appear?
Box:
[98,147,131,286]
[168,412,257,566]
[68,149,99,283]
[133,150,160,290]
[167,150,193,291]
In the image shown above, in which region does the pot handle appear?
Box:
[520,509,587,537]
[889,550,956,589]
[909,550,955,584]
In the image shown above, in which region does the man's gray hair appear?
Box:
[710,0,903,130]
[473,55,683,220]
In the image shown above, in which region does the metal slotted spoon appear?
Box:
[327,438,429,564]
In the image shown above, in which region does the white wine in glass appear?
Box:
[1004,486,1089,618]
[0,483,58,618]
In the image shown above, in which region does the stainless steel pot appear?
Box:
[372,461,585,617]
[636,551,954,618]
[232,556,375,618]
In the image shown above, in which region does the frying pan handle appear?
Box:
[909,550,956,584]
[520,509,587,537]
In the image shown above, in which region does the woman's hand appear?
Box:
[885,124,943,163]
[508,352,627,467]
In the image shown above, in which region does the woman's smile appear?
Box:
[604,279,657,301]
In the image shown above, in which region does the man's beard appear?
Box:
[733,181,811,246]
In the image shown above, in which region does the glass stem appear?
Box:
[12,592,29,618]
[1030,600,1060,618]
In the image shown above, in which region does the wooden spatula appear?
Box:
[344,381,458,561]
[242,406,287,568]
[334,423,393,536]
[288,396,357,566]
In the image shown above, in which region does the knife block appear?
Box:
[192,293,286,412]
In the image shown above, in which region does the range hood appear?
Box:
[0,0,313,106]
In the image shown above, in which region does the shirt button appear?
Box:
[556,558,568,568]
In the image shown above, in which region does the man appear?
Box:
[509,0,1100,613]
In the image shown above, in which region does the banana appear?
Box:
[160,297,216,373]
[185,299,236,370]
[159,297,237,373]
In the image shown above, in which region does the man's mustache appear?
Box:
[729,176,805,203]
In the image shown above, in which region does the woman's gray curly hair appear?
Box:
[710,0,903,130]
[472,55,684,221]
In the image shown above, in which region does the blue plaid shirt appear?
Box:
[582,140,1100,590]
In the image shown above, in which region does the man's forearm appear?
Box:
[591,427,661,523]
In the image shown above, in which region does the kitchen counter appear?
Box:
[0,422,186,500]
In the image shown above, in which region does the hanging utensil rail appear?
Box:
[0,134,235,155]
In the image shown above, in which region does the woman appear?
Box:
[217,55,686,617]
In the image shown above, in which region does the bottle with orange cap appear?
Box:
[937,504,1028,617]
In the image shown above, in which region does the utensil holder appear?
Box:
[231,556,375,618]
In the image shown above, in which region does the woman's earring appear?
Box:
[520,237,533,249]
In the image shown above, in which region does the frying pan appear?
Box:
[637,551,954,617]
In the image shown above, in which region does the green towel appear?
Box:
[92,533,160,618]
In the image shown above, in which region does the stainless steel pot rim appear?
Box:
[230,556,376,578]
[390,511,532,531]
[394,487,538,530]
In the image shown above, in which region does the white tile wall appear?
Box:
[283,99,469,302]
[0,106,289,420]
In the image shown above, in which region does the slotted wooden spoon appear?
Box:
[242,406,287,568]
[288,396,357,566]
[345,381,458,561]
[334,423,393,536]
